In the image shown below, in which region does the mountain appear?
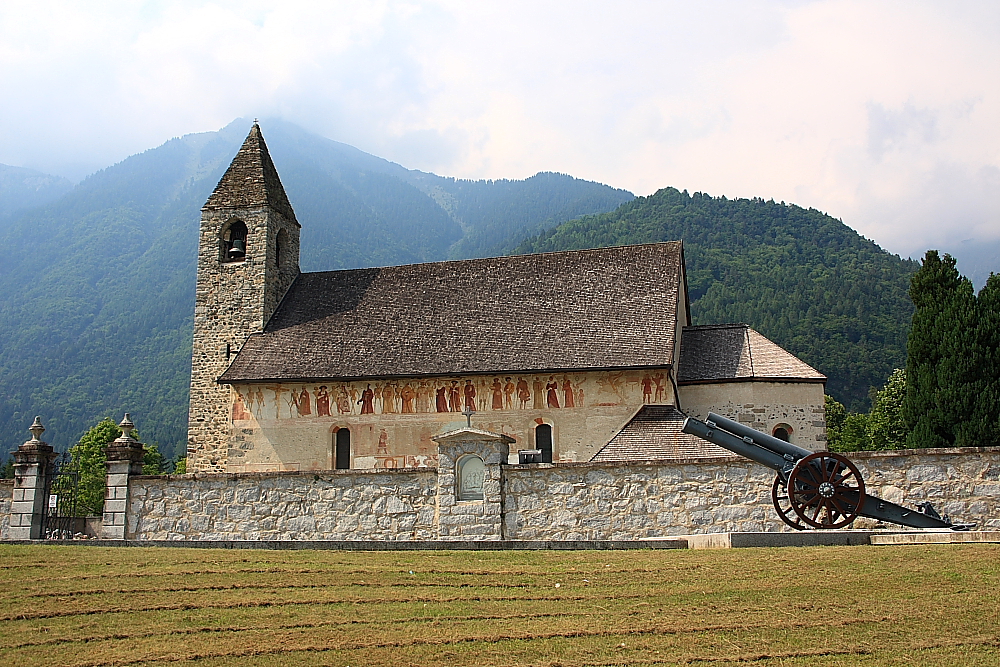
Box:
[0,119,633,457]
[0,164,73,220]
[514,188,920,412]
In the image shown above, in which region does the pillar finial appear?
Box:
[118,413,136,441]
[28,416,44,442]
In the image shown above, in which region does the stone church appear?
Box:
[186,124,826,474]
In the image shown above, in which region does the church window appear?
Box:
[535,423,553,463]
[335,428,351,469]
[457,455,485,500]
[772,424,793,442]
[222,220,248,262]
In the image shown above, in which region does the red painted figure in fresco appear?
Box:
[359,384,375,414]
[491,378,504,410]
[546,377,560,408]
[436,385,449,412]
[232,389,251,421]
[641,373,653,403]
[401,383,415,413]
[516,378,530,409]
[315,386,330,417]
[297,388,311,416]
[562,377,575,408]
[504,377,515,409]
[449,380,462,412]
[652,372,666,403]
[464,379,477,411]
[337,386,351,415]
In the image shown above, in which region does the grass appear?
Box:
[0,543,998,666]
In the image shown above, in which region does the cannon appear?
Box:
[682,412,971,531]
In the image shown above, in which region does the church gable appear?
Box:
[220,242,685,383]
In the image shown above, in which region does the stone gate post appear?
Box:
[101,414,145,540]
[432,427,514,541]
[9,417,57,540]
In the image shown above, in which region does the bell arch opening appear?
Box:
[221,219,248,263]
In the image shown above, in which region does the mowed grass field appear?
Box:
[0,544,998,666]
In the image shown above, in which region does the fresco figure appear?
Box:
[383,383,397,414]
[652,372,666,403]
[267,385,288,419]
[376,429,389,456]
[577,385,585,407]
[436,385,449,412]
[359,384,375,414]
[373,384,383,413]
[504,377,515,409]
[401,383,415,413]
[464,379,477,411]
[232,389,251,421]
[546,376,560,408]
[479,378,489,410]
[348,386,359,414]
[562,377,575,408]
[532,377,545,409]
[315,386,331,417]
[491,378,504,410]
[516,378,530,409]
[641,373,653,404]
[254,387,266,417]
[449,380,462,412]
[336,386,351,415]
[417,381,432,413]
[297,388,311,416]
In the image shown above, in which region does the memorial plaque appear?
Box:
[458,455,485,500]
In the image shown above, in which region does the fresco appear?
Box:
[231,370,671,424]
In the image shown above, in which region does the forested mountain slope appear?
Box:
[514,188,920,411]
[0,119,631,456]
[0,164,73,219]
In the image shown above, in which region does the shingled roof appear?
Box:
[219,242,685,383]
[590,405,731,462]
[203,123,298,222]
[677,324,825,384]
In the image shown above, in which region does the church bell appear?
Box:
[228,238,246,260]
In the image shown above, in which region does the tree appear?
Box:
[143,443,164,475]
[173,457,187,474]
[825,395,869,452]
[69,418,122,515]
[867,369,908,450]
[903,251,976,448]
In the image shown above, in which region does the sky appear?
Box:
[1,0,998,261]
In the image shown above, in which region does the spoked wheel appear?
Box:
[771,476,807,530]
[787,452,866,529]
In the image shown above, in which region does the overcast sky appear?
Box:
[1,1,997,259]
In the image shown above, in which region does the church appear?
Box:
[186,124,827,474]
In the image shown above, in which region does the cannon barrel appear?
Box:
[681,416,790,473]
[705,412,811,461]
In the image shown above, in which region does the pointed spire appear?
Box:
[204,122,298,223]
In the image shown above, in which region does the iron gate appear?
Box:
[42,452,85,539]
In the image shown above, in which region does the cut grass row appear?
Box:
[1,544,998,666]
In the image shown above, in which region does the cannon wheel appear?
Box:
[771,476,807,530]
[787,452,866,529]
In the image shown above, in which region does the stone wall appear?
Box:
[0,480,11,540]
[503,447,1000,539]
[121,445,999,541]
[129,469,436,541]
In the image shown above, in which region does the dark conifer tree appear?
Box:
[903,251,976,448]
[965,273,1000,447]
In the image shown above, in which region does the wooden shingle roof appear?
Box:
[219,242,685,383]
[590,405,731,462]
[677,324,825,384]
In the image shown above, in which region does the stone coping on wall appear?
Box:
[1,539,688,550]
[132,467,436,481]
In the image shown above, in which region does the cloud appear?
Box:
[0,0,996,257]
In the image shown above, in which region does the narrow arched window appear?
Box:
[335,428,351,469]
[535,423,553,463]
[772,424,792,442]
[222,220,248,263]
[457,455,485,500]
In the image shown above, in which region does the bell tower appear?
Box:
[187,122,300,472]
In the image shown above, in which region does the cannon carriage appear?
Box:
[682,412,970,531]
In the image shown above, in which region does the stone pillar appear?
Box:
[101,414,145,540]
[432,427,514,541]
[9,417,57,540]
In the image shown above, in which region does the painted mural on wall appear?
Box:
[232,369,672,423]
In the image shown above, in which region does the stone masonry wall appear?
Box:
[121,447,999,541]
[0,480,11,540]
[129,469,436,540]
[503,447,1000,539]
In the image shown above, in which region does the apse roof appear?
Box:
[220,241,686,383]
[590,405,731,462]
[677,324,825,384]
